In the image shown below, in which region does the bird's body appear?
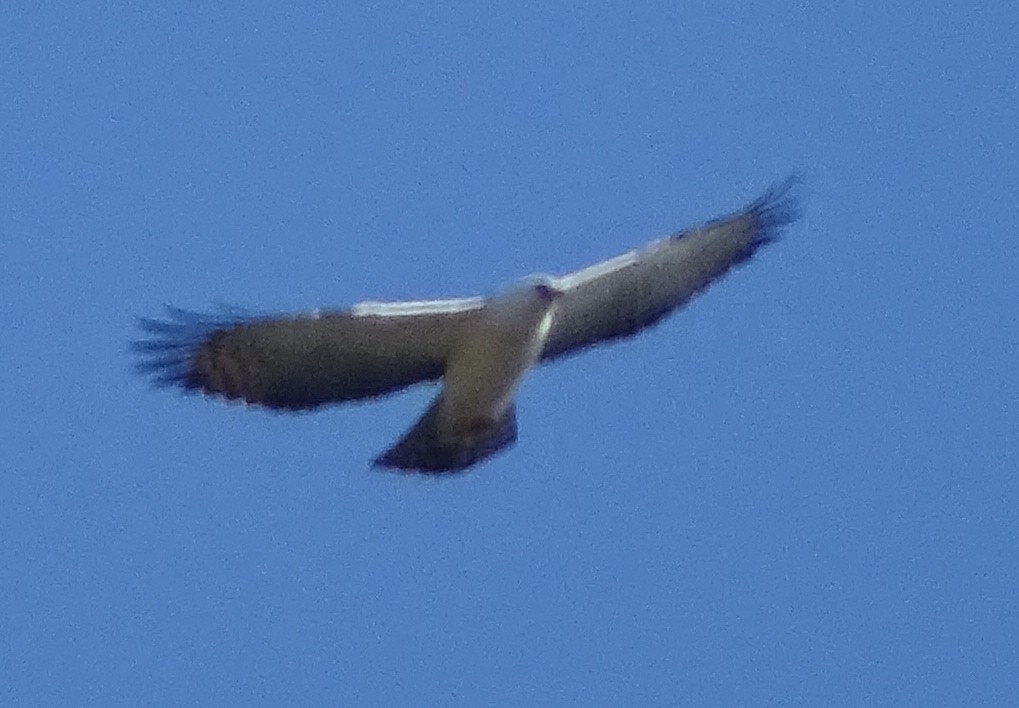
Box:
[375,283,558,471]
[134,180,800,473]
[439,285,557,429]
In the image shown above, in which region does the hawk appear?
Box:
[134,179,799,473]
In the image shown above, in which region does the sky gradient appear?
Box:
[3,2,1017,705]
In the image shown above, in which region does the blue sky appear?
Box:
[3,1,1017,705]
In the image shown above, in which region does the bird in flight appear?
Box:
[134,179,799,474]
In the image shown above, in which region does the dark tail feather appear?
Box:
[374,400,518,475]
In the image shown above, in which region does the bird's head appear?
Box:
[517,274,564,302]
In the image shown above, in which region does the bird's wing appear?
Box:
[540,179,799,362]
[133,298,485,410]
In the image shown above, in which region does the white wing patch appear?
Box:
[351,297,486,317]
[547,248,642,291]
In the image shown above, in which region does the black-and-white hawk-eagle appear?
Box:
[134,180,800,473]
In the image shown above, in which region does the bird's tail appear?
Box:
[373,398,518,474]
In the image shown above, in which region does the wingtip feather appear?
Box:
[131,305,251,395]
[750,175,802,235]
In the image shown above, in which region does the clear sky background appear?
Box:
[3,2,1017,705]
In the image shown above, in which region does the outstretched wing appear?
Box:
[540,179,800,362]
[133,299,484,410]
